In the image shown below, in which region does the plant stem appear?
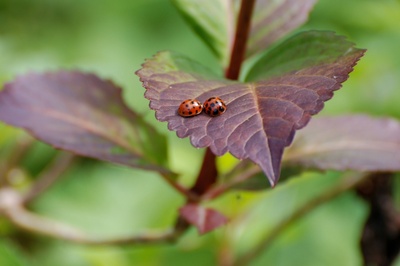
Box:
[234,172,371,266]
[225,0,256,80]
[202,164,260,200]
[193,0,256,196]
[161,172,200,201]
[0,134,34,186]
[23,152,75,203]
[191,148,218,196]
[0,188,182,245]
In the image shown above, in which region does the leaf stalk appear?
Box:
[225,0,256,80]
[194,0,256,197]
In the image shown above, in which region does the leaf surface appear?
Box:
[172,0,317,65]
[136,31,365,186]
[172,0,236,66]
[0,71,169,173]
[245,31,362,81]
[284,115,400,171]
[179,204,228,234]
[247,0,317,58]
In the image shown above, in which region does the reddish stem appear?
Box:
[191,0,256,197]
[225,0,256,80]
[190,148,218,197]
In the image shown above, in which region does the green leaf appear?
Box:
[245,30,365,81]
[0,240,29,266]
[233,172,368,266]
[172,0,235,67]
[32,163,182,237]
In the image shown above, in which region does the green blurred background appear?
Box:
[0,0,399,265]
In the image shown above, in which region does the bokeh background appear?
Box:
[1,0,400,265]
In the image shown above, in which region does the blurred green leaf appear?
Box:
[231,171,368,265]
[231,165,303,191]
[125,230,219,265]
[32,163,182,237]
[172,0,235,67]
[0,240,29,266]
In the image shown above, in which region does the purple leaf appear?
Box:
[284,115,400,171]
[179,204,228,234]
[0,71,170,174]
[136,31,365,186]
[247,0,317,58]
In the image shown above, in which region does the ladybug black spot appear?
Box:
[189,111,192,115]
[191,101,194,104]
[213,109,219,115]
[219,106,225,112]
[210,103,215,107]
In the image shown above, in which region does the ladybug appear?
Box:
[203,97,227,117]
[178,99,203,117]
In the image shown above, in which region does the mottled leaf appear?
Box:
[0,71,170,173]
[179,204,228,234]
[136,31,365,186]
[172,0,317,66]
[284,115,400,171]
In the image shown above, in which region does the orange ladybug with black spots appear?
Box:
[203,97,227,117]
[178,99,203,117]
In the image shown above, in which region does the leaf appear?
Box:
[0,71,170,174]
[172,0,236,67]
[179,204,228,234]
[245,30,363,81]
[172,0,317,65]
[136,31,365,186]
[284,115,400,171]
[0,240,29,266]
[246,0,317,58]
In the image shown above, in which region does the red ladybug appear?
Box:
[203,97,227,117]
[178,99,203,117]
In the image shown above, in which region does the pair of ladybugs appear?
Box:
[178,97,227,117]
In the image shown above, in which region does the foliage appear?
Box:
[0,0,400,265]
